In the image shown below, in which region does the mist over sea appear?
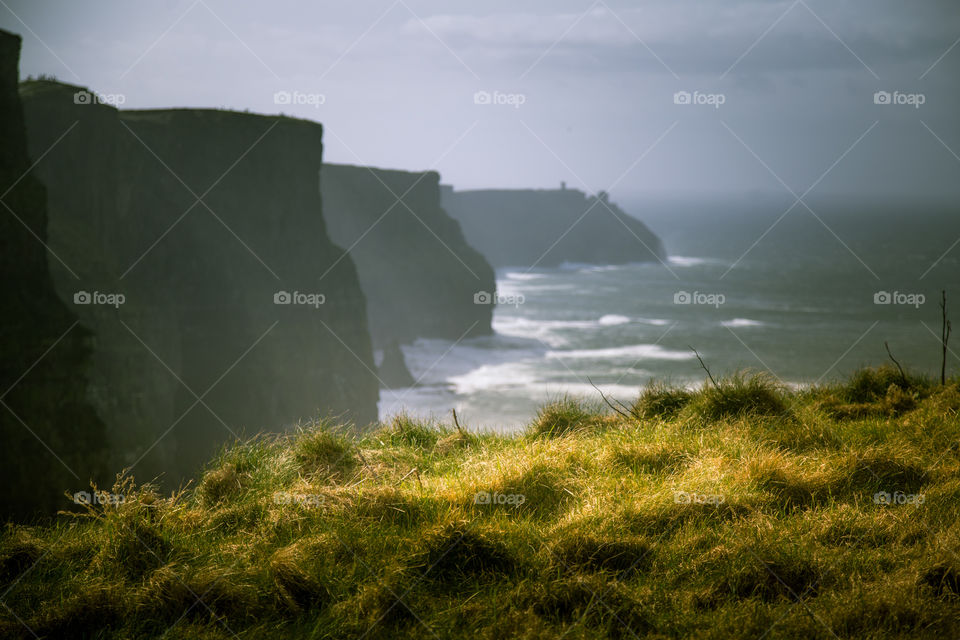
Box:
[379,196,959,431]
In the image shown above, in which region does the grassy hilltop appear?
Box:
[2,366,960,639]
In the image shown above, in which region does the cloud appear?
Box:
[402,1,960,78]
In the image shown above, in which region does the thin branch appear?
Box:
[942,290,952,386]
[690,346,719,389]
[884,341,908,387]
[452,408,467,437]
[588,377,637,421]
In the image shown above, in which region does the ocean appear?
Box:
[378,197,959,431]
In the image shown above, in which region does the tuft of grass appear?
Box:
[526,575,652,638]
[549,534,652,577]
[723,554,821,602]
[815,365,935,420]
[376,414,443,449]
[840,449,928,496]
[294,422,358,481]
[35,581,126,639]
[842,365,930,403]
[687,372,787,420]
[336,570,420,634]
[632,382,693,420]
[471,462,575,519]
[921,558,960,600]
[94,518,169,580]
[198,462,242,504]
[528,396,600,437]
[139,563,258,621]
[269,543,329,613]
[0,527,43,584]
[413,524,518,584]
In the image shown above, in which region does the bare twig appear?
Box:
[588,377,637,421]
[452,409,467,437]
[884,341,908,387]
[690,346,719,389]
[942,290,952,385]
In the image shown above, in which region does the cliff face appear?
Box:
[321,164,495,347]
[0,32,106,518]
[440,186,667,268]
[19,83,379,481]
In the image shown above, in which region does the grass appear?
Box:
[2,368,960,639]
[689,372,789,421]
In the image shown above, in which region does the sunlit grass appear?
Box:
[2,367,959,638]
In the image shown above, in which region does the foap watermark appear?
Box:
[874,290,925,308]
[474,290,525,307]
[674,290,725,308]
[274,492,325,508]
[473,491,526,507]
[274,90,326,108]
[673,90,725,109]
[873,490,924,506]
[274,290,325,308]
[873,91,925,109]
[674,491,725,505]
[73,490,125,505]
[73,90,126,106]
[74,290,125,308]
[473,90,526,109]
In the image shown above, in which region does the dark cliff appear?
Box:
[440,186,667,268]
[19,82,379,482]
[321,164,495,347]
[0,31,107,518]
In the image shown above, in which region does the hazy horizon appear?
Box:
[4,0,960,203]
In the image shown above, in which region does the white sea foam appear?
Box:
[494,317,598,347]
[576,264,623,273]
[449,362,539,395]
[495,317,597,330]
[399,337,543,385]
[721,318,764,328]
[558,261,612,271]
[668,256,720,267]
[504,271,546,281]
[598,314,630,326]
[546,344,695,361]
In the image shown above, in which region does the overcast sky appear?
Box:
[3,0,960,200]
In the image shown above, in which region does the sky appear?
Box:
[3,0,960,201]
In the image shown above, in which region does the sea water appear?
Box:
[379,198,959,431]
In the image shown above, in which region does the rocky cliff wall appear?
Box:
[322,163,495,347]
[440,186,666,268]
[1,32,106,519]
[20,83,379,481]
